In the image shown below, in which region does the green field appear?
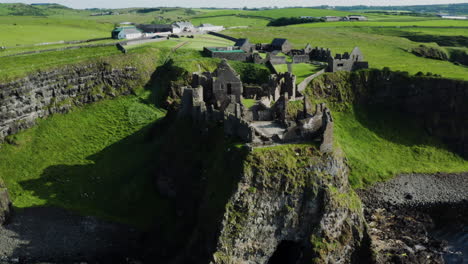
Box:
[0,46,121,82]
[274,63,324,83]
[0,16,113,47]
[191,16,269,27]
[224,26,468,80]
[292,19,468,28]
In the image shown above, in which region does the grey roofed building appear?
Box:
[137,24,172,33]
[173,21,194,28]
[347,15,368,21]
[271,38,293,53]
[234,38,252,52]
[121,28,142,34]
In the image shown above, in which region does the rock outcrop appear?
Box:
[211,147,369,264]
[0,184,12,225]
[0,63,139,142]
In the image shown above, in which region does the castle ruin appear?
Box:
[178,60,333,151]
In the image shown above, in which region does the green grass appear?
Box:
[333,107,468,188]
[0,46,121,82]
[292,19,468,28]
[274,63,323,83]
[191,15,269,27]
[192,8,352,19]
[0,16,113,47]
[224,26,468,80]
[0,96,170,229]
[241,98,256,108]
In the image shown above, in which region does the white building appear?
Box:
[172,21,195,33]
[197,23,224,32]
[347,15,368,21]
[440,15,468,20]
[118,28,143,39]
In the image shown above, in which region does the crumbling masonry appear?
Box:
[178,60,333,151]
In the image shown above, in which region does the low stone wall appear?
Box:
[0,63,140,142]
[123,38,167,46]
[211,52,250,61]
[297,69,325,92]
[207,32,238,42]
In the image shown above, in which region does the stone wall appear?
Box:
[292,55,310,64]
[0,63,139,142]
[207,32,239,42]
[268,55,287,65]
[211,52,250,62]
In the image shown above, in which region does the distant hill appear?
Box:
[0,3,73,16]
[318,3,468,15]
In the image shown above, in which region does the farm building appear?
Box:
[197,23,225,32]
[172,21,195,33]
[322,16,342,22]
[112,27,143,40]
[347,15,368,21]
[271,38,293,53]
[439,15,468,20]
[137,24,173,33]
[234,39,253,52]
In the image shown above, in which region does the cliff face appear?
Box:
[146,115,369,264]
[0,183,12,225]
[0,63,140,142]
[211,147,368,264]
[309,70,468,158]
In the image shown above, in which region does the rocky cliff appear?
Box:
[149,115,370,264]
[0,180,12,225]
[0,63,140,142]
[309,69,468,158]
[211,147,369,264]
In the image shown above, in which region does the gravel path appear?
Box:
[0,207,143,263]
[360,172,468,208]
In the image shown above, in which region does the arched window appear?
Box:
[227,83,232,95]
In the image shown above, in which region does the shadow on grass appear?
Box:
[18,123,175,231]
[352,104,441,147]
[401,34,468,47]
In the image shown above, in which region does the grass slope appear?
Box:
[333,108,468,188]
[0,96,169,229]
[0,16,113,47]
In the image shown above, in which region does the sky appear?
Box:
[1,0,467,9]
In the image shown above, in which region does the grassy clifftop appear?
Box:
[307,71,468,188]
